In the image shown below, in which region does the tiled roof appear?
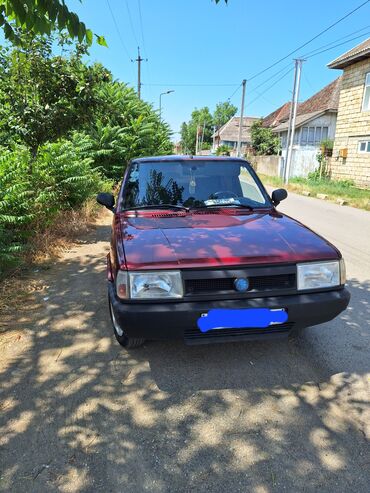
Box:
[262,102,291,128]
[262,77,341,129]
[328,37,370,69]
[272,110,326,133]
[298,76,341,113]
[215,116,260,142]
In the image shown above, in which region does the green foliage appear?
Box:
[213,101,237,128]
[0,1,106,47]
[180,100,237,155]
[0,34,111,154]
[180,106,214,154]
[216,144,231,156]
[250,119,280,156]
[0,33,173,274]
[0,142,109,274]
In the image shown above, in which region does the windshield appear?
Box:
[122,160,271,209]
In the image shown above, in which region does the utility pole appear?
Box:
[132,47,147,99]
[195,125,200,155]
[284,59,304,184]
[236,79,246,158]
[200,121,206,151]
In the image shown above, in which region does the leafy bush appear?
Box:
[250,119,280,155]
[0,142,110,275]
[0,33,173,277]
[216,144,232,156]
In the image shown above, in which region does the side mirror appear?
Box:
[97,192,115,212]
[271,188,288,206]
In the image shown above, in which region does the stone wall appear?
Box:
[250,155,281,176]
[331,59,370,188]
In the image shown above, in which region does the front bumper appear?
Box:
[108,282,350,344]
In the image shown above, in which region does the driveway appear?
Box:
[0,194,369,493]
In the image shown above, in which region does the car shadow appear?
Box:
[0,222,369,492]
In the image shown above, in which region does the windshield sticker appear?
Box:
[204,198,241,206]
[197,308,288,332]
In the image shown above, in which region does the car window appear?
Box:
[122,160,270,209]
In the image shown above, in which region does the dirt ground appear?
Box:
[0,210,369,493]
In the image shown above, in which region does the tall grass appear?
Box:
[258,173,370,210]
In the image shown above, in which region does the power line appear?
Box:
[301,24,370,58]
[142,83,238,87]
[137,0,148,56]
[136,0,152,97]
[105,0,131,60]
[248,67,294,106]
[247,0,370,82]
[227,82,242,101]
[305,30,370,60]
[248,62,293,94]
[125,0,139,46]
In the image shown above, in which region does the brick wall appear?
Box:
[331,59,370,187]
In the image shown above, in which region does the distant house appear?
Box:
[327,38,370,187]
[262,78,341,177]
[263,78,341,149]
[213,116,259,155]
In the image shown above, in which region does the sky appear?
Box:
[8,1,370,138]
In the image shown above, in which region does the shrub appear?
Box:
[0,142,110,275]
[216,144,232,156]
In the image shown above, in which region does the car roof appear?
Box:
[131,155,248,164]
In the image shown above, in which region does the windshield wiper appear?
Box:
[191,203,255,211]
[124,204,189,212]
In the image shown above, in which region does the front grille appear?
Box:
[184,323,294,343]
[186,278,235,293]
[185,273,295,295]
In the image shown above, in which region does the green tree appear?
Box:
[250,119,280,156]
[0,33,110,156]
[213,101,237,128]
[180,106,213,154]
[0,1,106,46]
[0,1,227,46]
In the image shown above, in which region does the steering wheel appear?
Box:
[210,191,238,200]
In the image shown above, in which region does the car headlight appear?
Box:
[297,260,345,290]
[129,271,183,299]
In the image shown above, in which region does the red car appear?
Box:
[97,156,350,348]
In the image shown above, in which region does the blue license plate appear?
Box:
[197,308,288,333]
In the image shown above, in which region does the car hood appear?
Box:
[118,210,340,270]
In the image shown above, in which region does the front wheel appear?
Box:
[108,294,145,348]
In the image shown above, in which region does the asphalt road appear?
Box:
[274,189,370,375]
[0,194,369,493]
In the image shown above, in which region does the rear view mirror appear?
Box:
[271,188,288,206]
[97,192,115,212]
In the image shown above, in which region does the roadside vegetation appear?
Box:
[180,101,237,154]
[0,32,172,278]
[259,173,370,211]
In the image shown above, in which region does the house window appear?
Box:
[362,73,370,111]
[300,126,329,146]
[358,141,370,153]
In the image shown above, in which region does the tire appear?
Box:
[108,293,145,348]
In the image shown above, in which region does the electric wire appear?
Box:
[105,0,132,60]
[227,82,242,101]
[142,83,239,87]
[248,67,294,107]
[246,0,370,82]
[301,24,370,58]
[304,30,370,60]
[137,0,148,56]
[125,0,140,47]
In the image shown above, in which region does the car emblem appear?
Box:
[234,277,249,292]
